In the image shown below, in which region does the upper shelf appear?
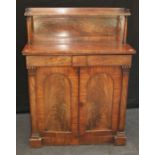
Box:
[23,7,135,55]
[25,7,131,16]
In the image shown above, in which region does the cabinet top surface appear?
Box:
[25,7,131,16]
[22,42,135,56]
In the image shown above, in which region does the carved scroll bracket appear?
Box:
[27,66,37,76]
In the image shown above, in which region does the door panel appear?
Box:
[44,74,71,131]
[79,67,122,139]
[36,67,78,144]
[86,73,113,130]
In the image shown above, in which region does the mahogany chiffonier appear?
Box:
[22,8,136,147]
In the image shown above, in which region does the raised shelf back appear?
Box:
[25,8,130,45]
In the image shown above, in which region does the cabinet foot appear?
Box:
[114,132,126,145]
[29,134,42,148]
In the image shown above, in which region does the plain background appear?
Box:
[16,0,139,113]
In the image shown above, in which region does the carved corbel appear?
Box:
[27,66,37,76]
[121,65,131,73]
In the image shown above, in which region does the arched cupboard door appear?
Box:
[36,67,79,145]
[79,66,122,144]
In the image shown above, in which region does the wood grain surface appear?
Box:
[23,7,136,147]
[23,43,135,56]
[25,8,131,16]
[79,67,122,137]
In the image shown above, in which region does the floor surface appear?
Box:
[16,108,139,155]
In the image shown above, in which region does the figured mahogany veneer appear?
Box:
[22,8,136,147]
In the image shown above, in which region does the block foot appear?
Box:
[29,134,42,148]
[114,132,126,145]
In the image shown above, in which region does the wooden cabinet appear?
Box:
[22,8,136,147]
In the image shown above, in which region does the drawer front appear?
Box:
[87,55,132,66]
[72,55,132,67]
[27,56,71,66]
[27,55,132,67]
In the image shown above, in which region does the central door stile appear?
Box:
[77,67,80,138]
[78,67,90,136]
[72,67,80,138]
